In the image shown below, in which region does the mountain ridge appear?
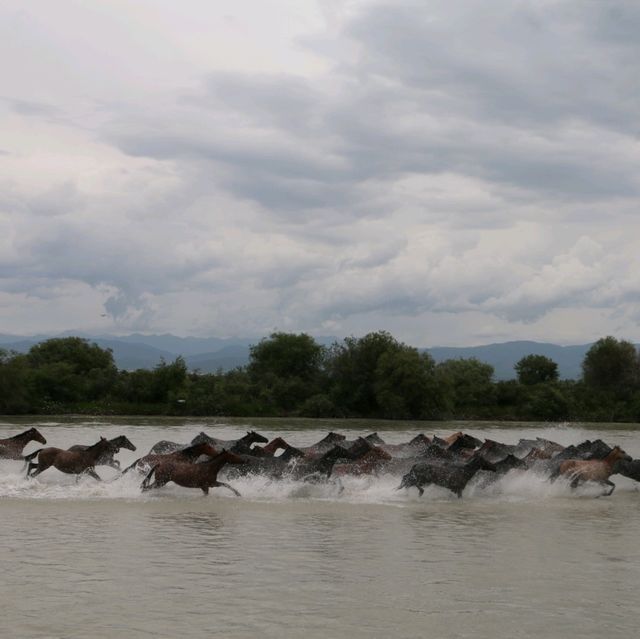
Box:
[0,332,598,379]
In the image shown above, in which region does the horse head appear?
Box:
[245,431,268,445]
[365,432,385,446]
[609,446,633,465]
[28,428,47,445]
[112,435,137,452]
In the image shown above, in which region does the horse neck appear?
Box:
[182,443,209,459]
[11,430,34,443]
[201,451,232,473]
[85,440,110,460]
[262,438,285,454]
[604,448,624,467]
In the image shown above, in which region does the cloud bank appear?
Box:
[1,0,639,345]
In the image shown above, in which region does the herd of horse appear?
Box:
[1,426,640,498]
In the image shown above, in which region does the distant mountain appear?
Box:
[185,345,251,372]
[1,337,174,371]
[0,333,600,379]
[424,341,590,380]
[108,333,257,357]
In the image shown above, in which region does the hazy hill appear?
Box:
[425,341,590,380]
[0,333,598,379]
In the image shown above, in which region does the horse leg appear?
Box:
[215,481,241,497]
[569,475,582,490]
[84,468,102,481]
[201,487,209,495]
[26,462,38,477]
[602,479,616,496]
[29,459,51,478]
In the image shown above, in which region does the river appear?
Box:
[1,417,640,639]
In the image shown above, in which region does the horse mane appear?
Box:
[9,428,35,440]
[87,437,108,451]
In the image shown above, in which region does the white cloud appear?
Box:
[1,0,639,344]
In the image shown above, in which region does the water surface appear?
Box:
[2,417,639,639]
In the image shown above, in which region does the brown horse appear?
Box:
[554,446,632,495]
[0,428,47,460]
[119,442,220,476]
[331,447,393,477]
[249,437,291,458]
[26,437,113,481]
[141,449,246,495]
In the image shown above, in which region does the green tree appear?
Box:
[0,350,33,413]
[26,337,117,403]
[248,333,325,412]
[327,331,403,416]
[374,350,442,419]
[515,354,559,385]
[582,336,640,397]
[436,358,495,415]
[519,384,570,421]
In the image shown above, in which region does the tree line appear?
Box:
[1,333,640,422]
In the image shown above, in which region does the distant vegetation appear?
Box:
[2,333,640,422]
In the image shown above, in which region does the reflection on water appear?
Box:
[2,418,640,638]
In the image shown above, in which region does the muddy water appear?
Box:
[2,417,640,639]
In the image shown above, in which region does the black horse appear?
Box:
[398,454,497,497]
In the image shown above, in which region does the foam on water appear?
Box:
[2,420,639,504]
[3,461,638,505]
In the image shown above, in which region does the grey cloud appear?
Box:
[3,0,640,340]
[104,1,640,220]
[3,97,63,119]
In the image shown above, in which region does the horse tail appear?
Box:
[21,449,42,470]
[141,464,158,491]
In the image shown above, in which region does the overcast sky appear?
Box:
[1,1,639,346]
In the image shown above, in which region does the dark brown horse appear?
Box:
[552,446,632,495]
[67,435,136,469]
[26,437,113,481]
[119,442,220,476]
[248,437,291,458]
[141,449,246,495]
[0,428,47,460]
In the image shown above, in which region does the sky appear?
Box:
[1,0,639,347]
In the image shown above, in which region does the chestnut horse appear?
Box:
[331,447,393,477]
[26,437,113,481]
[119,442,220,476]
[553,446,632,495]
[0,428,47,460]
[141,449,246,495]
[248,437,291,458]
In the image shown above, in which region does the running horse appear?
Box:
[0,428,47,460]
[118,442,220,476]
[551,446,632,496]
[26,437,113,481]
[149,430,268,455]
[67,435,137,469]
[141,449,246,495]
